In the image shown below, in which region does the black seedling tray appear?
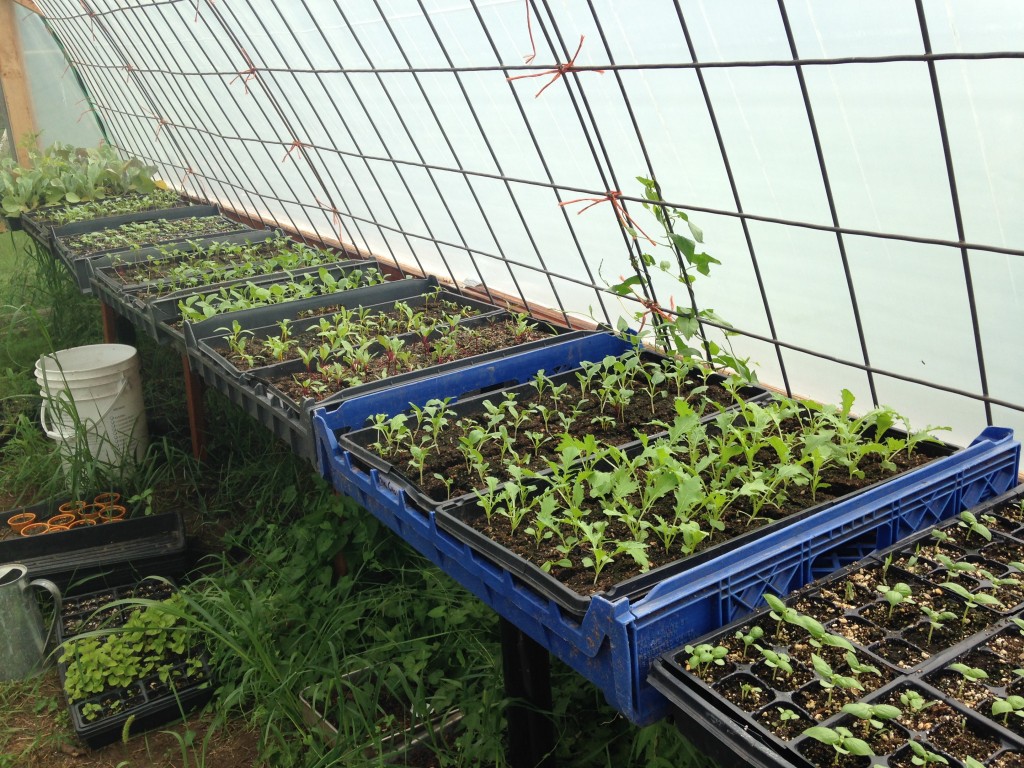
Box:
[189,282,501,379]
[433,422,955,618]
[189,312,586,466]
[57,580,211,749]
[95,261,377,348]
[20,193,194,247]
[648,502,1024,768]
[0,497,188,594]
[88,228,282,296]
[50,207,244,292]
[254,312,579,414]
[340,348,768,515]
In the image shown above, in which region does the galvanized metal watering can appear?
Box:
[0,563,62,680]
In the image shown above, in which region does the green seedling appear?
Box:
[683,643,728,680]
[811,653,864,708]
[908,741,949,766]
[948,662,988,696]
[841,701,901,737]
[755,645,793,681]
[958,510,993,542]
[939,581,1003,623]
[734,625,764,659]
[845,651,881,678]
[900,689,937,713]
[801,725,874,764]
[991,695,1024,726]
[738,681,761,703]
[777,707,800,723]
[920,605,957,644]
[876,581,915,619]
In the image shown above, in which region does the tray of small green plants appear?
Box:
[21,188,191,243]
[648,485,1024,768]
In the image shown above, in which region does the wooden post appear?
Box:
[0,0,39,164]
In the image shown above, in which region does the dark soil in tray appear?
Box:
[462,440,935,597]
[111,241,334,296]
[267,318,551,404]
[29,191,189,227]
[59,216,240,257]
[220,295,485,370]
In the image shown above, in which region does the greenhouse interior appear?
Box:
[0,1,1022,766]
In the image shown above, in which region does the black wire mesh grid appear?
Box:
[30,0,1024,445]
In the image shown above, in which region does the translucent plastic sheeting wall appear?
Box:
[35,0,1024,446]
[17,11,102,148]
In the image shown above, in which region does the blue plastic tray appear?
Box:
[313,419,1019,725]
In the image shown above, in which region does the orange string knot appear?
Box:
[558,189,657,246]
[507,35,604,98]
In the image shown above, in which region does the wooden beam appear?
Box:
[0,0,38,164]
[11,1,41,15]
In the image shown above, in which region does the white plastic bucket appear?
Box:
[34,344,149,472]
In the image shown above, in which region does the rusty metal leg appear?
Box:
[181,353,207,461]
[99,301,136,346]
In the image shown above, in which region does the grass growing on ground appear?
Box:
[0,232,716,767]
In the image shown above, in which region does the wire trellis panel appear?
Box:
[34,0,1024,445]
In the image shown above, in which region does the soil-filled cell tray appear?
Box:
[57,580,212,749]
[339,346,768,513]
[21,191,194,246]
[187,276,501,379]
[650,490,1024,767]
[433,408,965,617]
[88,228,286,298]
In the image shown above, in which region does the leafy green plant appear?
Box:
[991,695,1024,726]
[1,142,159,218]
[811,653,864,708]
[939,581,1003,623]
[947,662,988,696]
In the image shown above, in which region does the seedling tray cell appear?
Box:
[0,498,188,594]
[318,412,1018,723]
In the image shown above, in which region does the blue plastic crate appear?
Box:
[313,418,1019,725]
